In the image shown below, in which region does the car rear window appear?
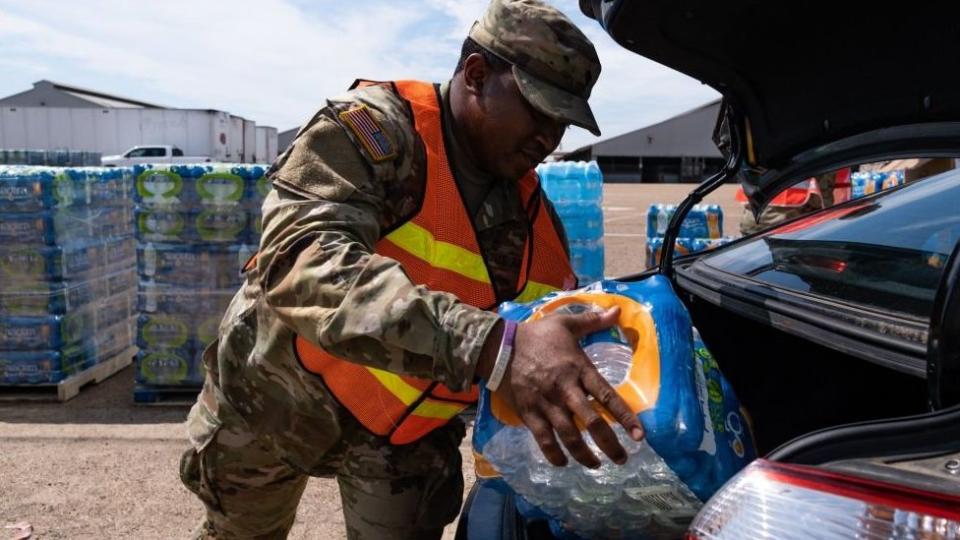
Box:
[702,170,960,319]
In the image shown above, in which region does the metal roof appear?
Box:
[569,99,723,158]
[0,80,165,109]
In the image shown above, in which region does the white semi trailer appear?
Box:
[255,125,279,164]
[0,106,279,163]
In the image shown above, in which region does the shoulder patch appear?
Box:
[339,105,397,163]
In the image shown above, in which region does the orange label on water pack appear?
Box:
[490,292,662,428]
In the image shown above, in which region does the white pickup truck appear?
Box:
[101,145,212,167]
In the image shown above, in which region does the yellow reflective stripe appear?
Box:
[385,222,491,284]
[367,367,466,420]
[366,367,421,406]
[515,280,560,304]
[412,399,468,420]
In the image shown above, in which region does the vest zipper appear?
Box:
[390,381,440,439]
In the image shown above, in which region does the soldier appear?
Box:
[712,100,840,235]
[179,1,644,539]
[739,171,839,236]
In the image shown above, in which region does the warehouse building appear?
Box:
[564,99,725,183]
[0,80,279,163]
[278,127,298,155]
[0,80,165,109]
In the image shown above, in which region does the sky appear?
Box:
[0,0,720,152]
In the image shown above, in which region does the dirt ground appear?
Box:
[602,183,743,277]
[0,183,742,540]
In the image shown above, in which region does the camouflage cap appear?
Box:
[469,0,602,136]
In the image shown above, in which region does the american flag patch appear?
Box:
[339,105,396,162]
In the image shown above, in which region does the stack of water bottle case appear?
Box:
[0,166,137,384]
[851,169,905,198]
[645,204,732,267]
[133,164,270,402]
[1,149,102,166]
[535,161,605,283]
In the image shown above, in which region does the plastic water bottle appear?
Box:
[559,161,579,205]
[480,300,704,538]
[586,161,603,203]
[647,204,675,238]
[536,162,605,283]
[705,204,723,239]
[586,239,602,280]
[482,425,700,539]
[535,163,553,197]
[577,314,633,385]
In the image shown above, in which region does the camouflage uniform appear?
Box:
[179,1,602,538]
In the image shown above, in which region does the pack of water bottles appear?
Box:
[851,170,905,198]
[474,277,756,539]
[536,161,604,283]
[0,166,137,384]
[645,237,735,268]
[645,204,727,268]
[647,204,723,240]
[132,164,270,394]
[1,149,102,166]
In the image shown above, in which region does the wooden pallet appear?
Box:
[133,383,201,406]
[0,346,136,403]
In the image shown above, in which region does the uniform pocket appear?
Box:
[413,447,464,531]
[409,420,466,531]
[180,400,224,512]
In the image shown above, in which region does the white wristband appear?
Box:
[485,321,517,392]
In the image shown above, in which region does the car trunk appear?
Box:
[681,293,931,456]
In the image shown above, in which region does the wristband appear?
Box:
[485,320,517,392]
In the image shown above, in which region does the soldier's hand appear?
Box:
[489,307,645,468]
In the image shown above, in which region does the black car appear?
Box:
[457,1,960,538]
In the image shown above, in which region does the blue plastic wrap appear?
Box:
[0,347,90,384]
[472,276,756,539]
[0,165,137,384]
[0,237,134,285]
[0,313,88,351]
[0,166,131,212]
[135,308,222,378]
[132,163,268,394]
[0,268,135,317]
[136,281,235,315]
[133,164,267,208]
[851,170,906,199]
[245,168,272,206]
[0,206,132,246]
[0,289,135,351]
[645,237,735,268]
[135,348,201,386]
[137,243,246,289]
[0,317,134,384]
[135,206,249,244]
[134,307,220,387]
[535,161,605,283]
[646,204,724,239]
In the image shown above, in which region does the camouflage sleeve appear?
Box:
[257,88,499,392]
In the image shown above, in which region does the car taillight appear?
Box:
[687,459,960,539]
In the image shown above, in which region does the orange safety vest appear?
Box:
[280,80,575,445]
